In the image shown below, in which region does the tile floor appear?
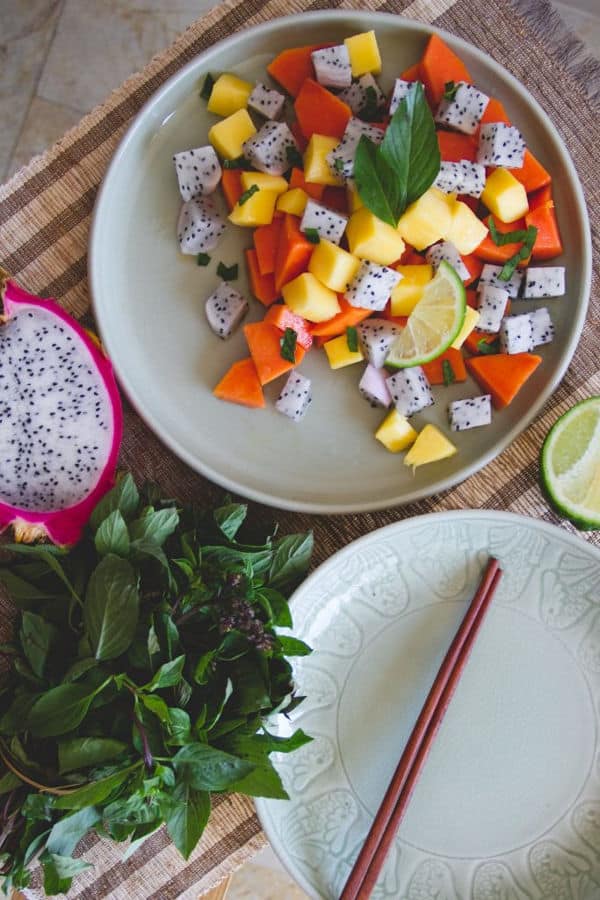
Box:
[1,1,599,897]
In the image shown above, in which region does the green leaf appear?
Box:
[130,538,170,570]
[123,822,162,860]
[498,225,538,281]
[358,84,381,122]
[193,650,216,685]
[304,227,320,244]
[90,473,140,531]
[58,737,128,774]
[46,806,101,856]
[476,337,500,355]
[0,570,56,601]
[200,72,215,101]
[129,507,179,547]
[84,555,139,660]
[442,358,456,386]
[196,253,211,266]
[144,654,185,691]
[488,216,531,246]
[286,144,303,168]
[173,743,254,791]
[165,782,210,859]
[346,325,358,353]
[269,532,313,589]
[276,636,312,656]
[354,136,398,226]
[222,155,251,170]
[256,588,292,628]
[140,693,170,724]
[443,80,458,100]
[166,708,192,746]
[280,327,297,363]
[0,770,21,794]
[227,759,288,799]
[53,769,133,810]
[214,502,247,541]
[94,510,130,557]
[0,692,41,735]
[20,611,59,678]
[42,853,92,896]
[238,184,259,206]
[27,682,102,737]
[62,657,97,682]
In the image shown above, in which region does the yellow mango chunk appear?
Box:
[397,188,454,251]
[208,109,256,160]
[346,179,364,213]
[451,306,480,349]
[324,334,364,369]
[207,73,253,117]
[308,239,360,292]
[390,264,433,316]
[240,172,288,195]
[303,135,344,186]
[481,168,529,223]
[346,208,406,266]
[228,190,278,227]
[444,200,489,254]
[282,272,340,322]
[375,410,418,453]
[404,424,457,469]
[344,31,382,77]
[277,188,309,216]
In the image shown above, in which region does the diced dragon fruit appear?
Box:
[173,146,222,201]
[389,79,414,115]
[358,364,392,408]
[357,318,402,368]
[476,283,510,333]
[177,196,225,255]
[311,44,352,89]
[426,242,471,282]
[529,306,555,348]
[345,261,402,311]
[477,123,526,168]
[499,313,534,354]
[386,367,434,417]
[435,82,490,135]
[339,74,386,116]
[300,199,348,245]
[448,395,492,431]
[275,371,312,422]
[433,160,486,198]
[479,263,523,299]
[242,121,298,176]
[205,282,248,339]
[247,82,285,120]
[326,117,384,178]
[522,266,565,298]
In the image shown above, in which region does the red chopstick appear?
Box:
[339,557,502,900]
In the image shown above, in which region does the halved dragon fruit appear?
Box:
[173,146,222,201]
[247,83,286,120]
[300,200,348,245]
[386,367,434,417]
[275,371,312,421]
[311,45,352,89]
[177,195,225,254]
[327,117,384,178]
[358,364,392,408]
[448,395,492,431]
[530,306,555,347]
[479,263,523,299]
[0,272,122,545]
[477,123,526,168]
[339,74,386,117]
[205,282,248,339]
[433,161,486,198]
[499,313,534,354]
[242,121,298,176]
[357,318,402,368]
[345,261,402,311]
[476,283,510,333]
[426,242,471,282]
[435,82,490,135]
[522,266,565,298]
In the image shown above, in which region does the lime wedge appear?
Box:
[385,261,466,368]
[541,397,600,530]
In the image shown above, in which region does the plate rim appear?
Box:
[89,10,593,515]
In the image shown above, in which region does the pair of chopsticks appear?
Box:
[340,557,502,900]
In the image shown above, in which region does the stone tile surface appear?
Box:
[6,96,82,178]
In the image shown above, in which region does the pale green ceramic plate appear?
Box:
[256,511,600,898]
[89,13,591,514]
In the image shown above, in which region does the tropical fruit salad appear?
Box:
[172,30,564,469]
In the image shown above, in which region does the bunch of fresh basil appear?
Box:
[0,476,313,895]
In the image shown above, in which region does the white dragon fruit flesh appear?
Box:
[433,160,486,198]
[479,263,523,298]
[476,283,510,333]
[477,123,526,168]
[389,79,415,115]
[357,318,402,368]
[247,82,285,120]
[173,146,222,201]
[435,82,490,135]
[338,74,386,116]
[345,260,402,311]
[0,271,122,545]
[358,364,392,408]
[205,282,248,339]
[522,266,565,299]
[448,395,492,431]
[275,371,312,422]
[529,306,555,347]
[425,242,471,282]
[242,121,298,176]
[326,117,384,178]
[499,313,535,354]
[177,196,225,255]
[300,200,348,245]
[311,44,352,89]
[386,367,434,417]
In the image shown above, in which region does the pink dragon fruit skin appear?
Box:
[0,274,123,545]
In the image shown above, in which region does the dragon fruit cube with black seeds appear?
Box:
[357,318,402,369]
[476,283,510,333]
[434,161,485,198]
[522,267,565,299]
[300,200,348,245]
[275,372,312,422]
[339,74,386,116]
[389,79,414,115]
[449,395,492,431]
[247,83,286,120]
[242,121,298,176]
[499,313,535,354]
[345,261,402,311]
[173,146,222,201]
[479,264,523,299]
[177,196,225,255]
[477,123,526,168]
[435,82,490,135]
[327,117,384,178]
[425,242,471,282]
[205,283,248,339]
[386,367,434,417]
[359,364,393,408]
[311,44,352,89]
[530,307,555,347]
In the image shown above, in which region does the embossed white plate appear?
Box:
[256,511,600,899]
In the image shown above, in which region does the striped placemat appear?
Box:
[1,0,599,896]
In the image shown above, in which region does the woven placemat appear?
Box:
[1,0,599,896]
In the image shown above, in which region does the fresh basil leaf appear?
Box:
[276,636,312,656]
[20,611,59,678]
[0,692,41,735]
[129,507,179,547]
[196,253,211,266]
[269,532,313,589]
[346,325,358,352]
[58,737,128,774]
[140,693,170,724]
[165,782,210,859]
[46,806,100,856]
[53,769,132,810]
[122,822,162,860]
[442,358,456,386]
[62,657,97,683]
[0,570,56,601]
[90,474,140,531]
[199,72,215,101]
[214,502,247,541]
[165,708,192,746]
[354,136,398,227]
[256,588,292,628]
[304,227,320,244]
[228,758,288,799]
[238,185,259,206]
[84,555,139,661]
[42,852,91,896]
[280,327,297,363]
[173,743,254,791]
[129,537,170,570]
[144,654,185,691]
[0,770,21,794]
[27,683,101,737]
[94,510,130,558]
[260,728,313,753]
[193,650,216,685]
[381,82,440,208]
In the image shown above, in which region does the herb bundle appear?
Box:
[0,476,313,895]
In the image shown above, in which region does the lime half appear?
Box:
[541,396,600,530]
[386,261,466,368]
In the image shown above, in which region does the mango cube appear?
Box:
[481,168,529,223]
[451,306,480,349]
[344,31,382,76]
[404,424,457,469]
[240,172,288,195]
[397,188,454,251]
[375,410,418,453]
[324,334,364,369]
[207,73,253,117]
[346,208,406,266]
[445,200,489,254]
[228,190,278,227]
[390,264,433,316]
[277,188,309,216]
[208,109,256,160]
[303,135,344,186]
[309,239,360,292]
[347,180,363,213]
[282,272,340,322]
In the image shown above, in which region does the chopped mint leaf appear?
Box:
[304,228,320,244]
[200,73,215,101]
[222,156,251,170]
[443,80,458,101]
[442,358,455,386]
[346,326,358,353]
[286,145,303,168]
[196,253,211,267]
[359,85,380,122]
[333,158,345,175]
[280,328,297,363]
[216,262,238,282]
[477,337,500,355]
[238,184,260,206]
[488,217,531,247]
[498,225,537,281]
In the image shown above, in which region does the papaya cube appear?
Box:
[346,208,406,265]
[208,109,256,160]
[240,171,288,195]
[481,168,529,223]
[347,179,364,213]
[404,424,457,469]
[281,272,340,322]
[344,31,382,77]
[397,187,454,251]
[303,134,344,186]
[229,190,278,227]
[324,333,364,369]
[390,264,433,316]
[207,73,253,117]
[445,200,489,255]
[277,188,309,216]
[375,410,418,453]
[451,305,480,349]
[308,239,360,292]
